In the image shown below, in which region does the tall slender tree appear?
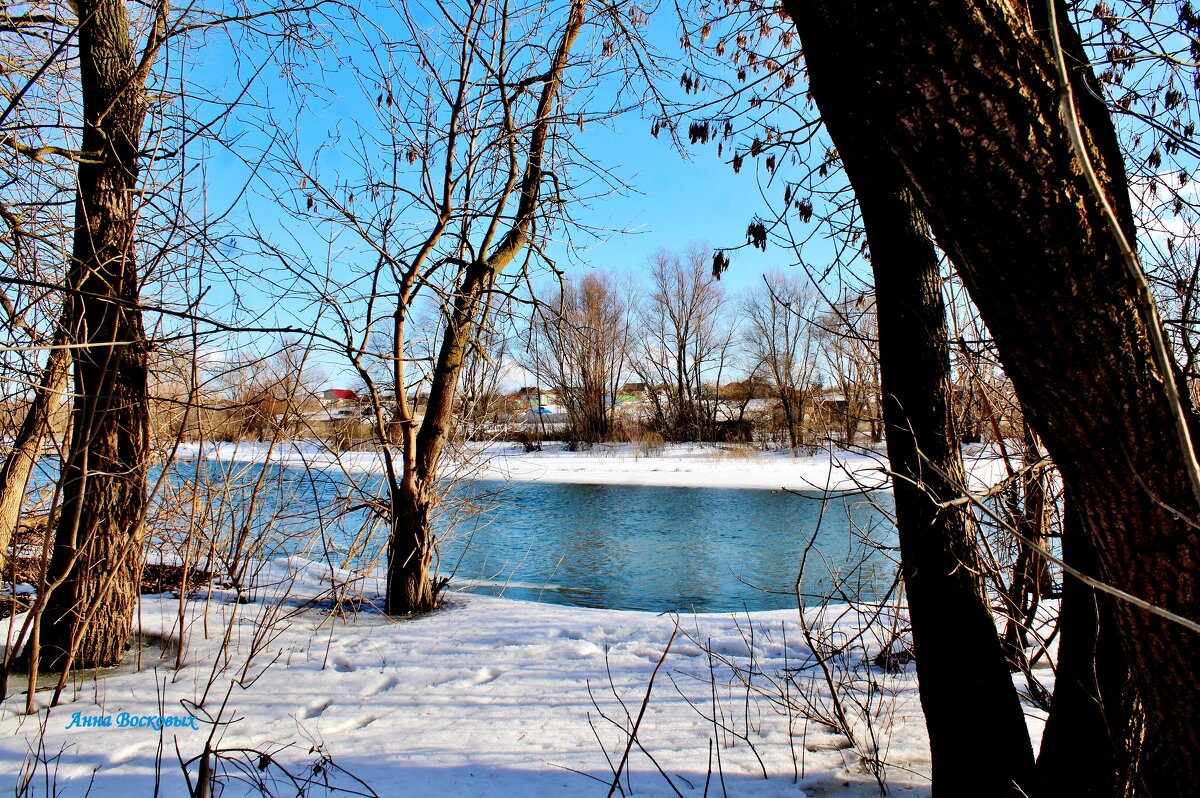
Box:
[807,73,1036,788]
[631,245,733,440]
[14,0,330,674]
[530,272,632,442]
[743,271,820,451]
[387,0,590,613]
[274,0,658,614]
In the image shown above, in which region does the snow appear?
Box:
[0,443,1038,797]
[173,440,1011,493]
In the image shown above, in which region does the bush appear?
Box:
[629,429,664,458]
[511,428,543,452]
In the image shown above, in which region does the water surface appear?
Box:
[32,457,898,612]
[442,480,896,612]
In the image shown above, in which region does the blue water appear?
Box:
[32,458,899,612]
[445,480,897,612]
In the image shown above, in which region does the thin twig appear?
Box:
[606,624,679,798]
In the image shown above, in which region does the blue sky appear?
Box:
[556,120,783,287]
[170,1,838,388]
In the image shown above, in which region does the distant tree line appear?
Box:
[524,243,891,447]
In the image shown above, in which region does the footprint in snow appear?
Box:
[328,714,379,733]
[333,656,355,673]
[429,666,504,688]
[301,699,331,720]
[364,675,400,697]
[107,743,145,766]
[571,641,601,657]
[471,666,503,685]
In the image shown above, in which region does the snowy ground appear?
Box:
[0,443,1042,797]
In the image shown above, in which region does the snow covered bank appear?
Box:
[0,445,1037,796]
[174,440,1011,494]
[1,560,969,797]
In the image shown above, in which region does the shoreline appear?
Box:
[174,439,1008,493]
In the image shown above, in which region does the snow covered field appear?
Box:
[0,444,1040,797]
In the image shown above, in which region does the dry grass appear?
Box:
[2,555,213,620]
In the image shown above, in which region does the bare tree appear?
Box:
[631,244,735,440]
[271,0,661,614]
[386,0,592,613]
[528,271,632,442]
[743,269,820,450]
[675,4,1035,789]
[0,0,339,677]
[32,0,170,672]
[816,296,879,447]
[216,339,321,442]
[785,1,1200,792]
[677,0,1200,790]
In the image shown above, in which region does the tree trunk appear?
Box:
[783,2,1200,792]
[388,478,437,613]
[780,393,799,450]
[821,82,1035,788]
[869,185,1035,797]
[37,0,154,672]
[385,0,586,614]
[386,262,491,614]
[1037,492,1143,797]
[0,324,70,568]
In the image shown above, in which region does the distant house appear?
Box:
[517,404,568,425]
[302,404,364,423]
[322,388,359,404]
[811,388,849,414]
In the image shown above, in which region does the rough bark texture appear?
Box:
[388,481,436,613]
[386,261,493,614]
[0,325,69,568]
[783,2,1200,792]
[38,0,152,671]
[1037,493,1142,797]
[830,114,1034,791]
[869,190,1035,796]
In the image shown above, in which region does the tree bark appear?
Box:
[868,185,1035,797]
[1037,492,1143,797]
[0,323,70,569]
[820,82,1035,788]
[782,2,1200,792]
[388,479,436,613]
[37,0,157,671]
[387,262,492,614]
